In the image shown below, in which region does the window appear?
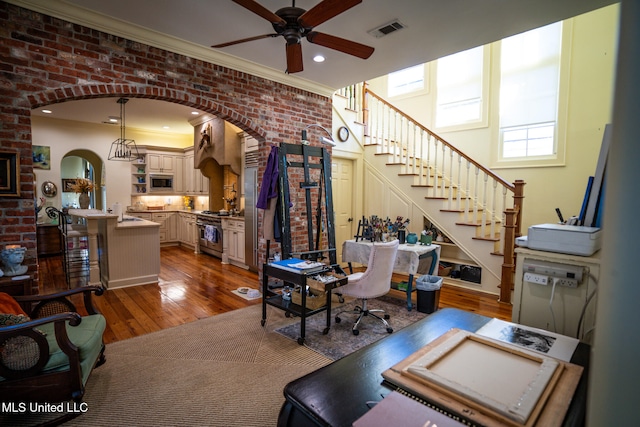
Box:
[388,64,425,97]
[435,46,485,128]
[499,22,562,160]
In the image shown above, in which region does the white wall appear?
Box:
[365,4,619,232]
[32,115,191,220]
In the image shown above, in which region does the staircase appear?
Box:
[334,83,524,302]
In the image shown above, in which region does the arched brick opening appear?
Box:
[0,1,332,281]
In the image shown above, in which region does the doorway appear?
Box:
[61,150,104,210]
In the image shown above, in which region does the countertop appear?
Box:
[127,209,245,219]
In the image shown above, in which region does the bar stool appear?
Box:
[46,207,90,287]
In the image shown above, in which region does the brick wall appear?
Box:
[0,2,332,276]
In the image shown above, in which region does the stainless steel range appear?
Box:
[196,211,223,258]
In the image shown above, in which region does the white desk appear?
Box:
[342,239,441,310]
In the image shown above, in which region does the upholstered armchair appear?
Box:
[0,286,106,414]
[335,240,399,335]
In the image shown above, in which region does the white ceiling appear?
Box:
[19,0,616,135]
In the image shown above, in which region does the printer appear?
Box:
[526,223,602,256]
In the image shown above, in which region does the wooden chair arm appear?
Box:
[0,313,82,380]
[14,286,104,317]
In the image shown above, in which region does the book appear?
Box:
[352,390,466,427]
[269,258,326,274]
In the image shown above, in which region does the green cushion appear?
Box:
[37,314,106,385]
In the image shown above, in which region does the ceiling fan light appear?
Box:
[313,54,325,63]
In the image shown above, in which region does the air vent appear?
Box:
[368,20,407,38]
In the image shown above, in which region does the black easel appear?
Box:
[276,143,338,265]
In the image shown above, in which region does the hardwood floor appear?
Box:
[38,245,511,344]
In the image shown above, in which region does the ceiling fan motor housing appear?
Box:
[273,6,308,44]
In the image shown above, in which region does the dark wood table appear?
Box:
[278,308,590,427]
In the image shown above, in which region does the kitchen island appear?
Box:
[68,209,160,288]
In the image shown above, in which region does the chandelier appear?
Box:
[108,98,139,161]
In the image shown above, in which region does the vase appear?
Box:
[79,192,90,209]
[397,229,406,244]
[406,233,418,244]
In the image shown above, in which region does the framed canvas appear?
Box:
[32,145,51,170]
[0,150,20,197]
[62,178,77,193]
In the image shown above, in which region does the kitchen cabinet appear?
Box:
[147,152,176,174]
[178,212,198,248]
[222,218,245,266]
[182,150,209,195]
[151,212,178,244]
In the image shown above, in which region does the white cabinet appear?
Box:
[152,212,178,244]
[148,152,176,174]
[512,247,600,343]
[222,218,245,266]
[182,150,209,195]
[178,212,197,248]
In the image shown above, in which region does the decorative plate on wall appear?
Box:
[41,181,57,198]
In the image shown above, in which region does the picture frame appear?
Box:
[62,178,77,193]
[32,145,51,170]
[0,149,20,197]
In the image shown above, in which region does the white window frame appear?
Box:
[492,21,572,169]
[387,64,429,99]
[433,45,490,132]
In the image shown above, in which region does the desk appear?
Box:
[278,308,589,427]
[262,264,348,345]
[342,240,440,310]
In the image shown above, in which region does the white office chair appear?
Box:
[335,240,399,335]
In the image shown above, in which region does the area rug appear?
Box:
[0,305,330,427]
[275,295,429,360]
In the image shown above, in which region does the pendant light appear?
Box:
[108,98,139,161]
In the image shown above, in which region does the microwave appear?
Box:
[149,174,174,192]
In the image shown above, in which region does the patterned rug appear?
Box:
[275,295,429,360]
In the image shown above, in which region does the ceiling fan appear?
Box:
[212,0,375,73]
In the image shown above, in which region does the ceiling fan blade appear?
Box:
[232,0,286,25]
[299,0,362,28]
[286,43,303,74]
[212,33,278,48]
[307,32,374,59]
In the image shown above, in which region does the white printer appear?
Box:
[526,223,602,256]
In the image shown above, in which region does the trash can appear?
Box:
[415,275,443,314]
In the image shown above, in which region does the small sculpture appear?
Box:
[0,246,28,276]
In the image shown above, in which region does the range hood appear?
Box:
[192,116,241,174]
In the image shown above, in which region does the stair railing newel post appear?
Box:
[500,207,518,303]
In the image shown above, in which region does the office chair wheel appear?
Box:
[352,329,360,336]
[261,319,266,326]
[322,327,330,335]
[297,337,305,345]
[384,314,390,320]
[335,316,341,323]
[386,327,393,334]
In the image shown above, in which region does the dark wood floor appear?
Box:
[38,245,512,344]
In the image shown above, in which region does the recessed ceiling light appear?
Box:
[108,116,119,123]
[42,109,52,114]
[191,111,200,115]
[163,126,170,130]
[313,55,325,63]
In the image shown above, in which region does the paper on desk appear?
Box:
[476,318,579,362]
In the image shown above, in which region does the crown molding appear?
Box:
[5,0,336,97]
